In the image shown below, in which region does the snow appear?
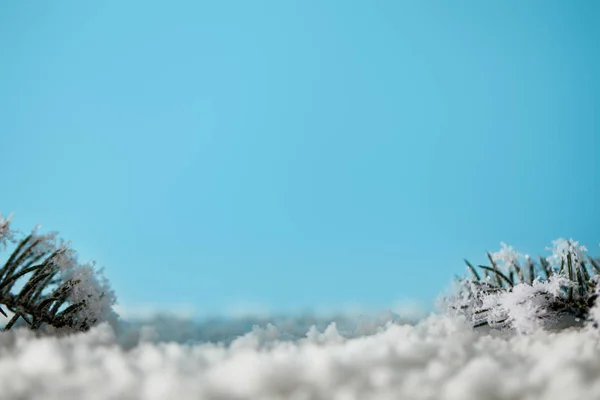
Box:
[490,242,522,272]
[477,274,574,334]
[1,313,600,400]
[546,238,589,270]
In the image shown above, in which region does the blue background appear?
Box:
[1,1,598,316]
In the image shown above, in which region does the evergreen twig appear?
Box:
[454,239,599,331]
[0,215,116,332]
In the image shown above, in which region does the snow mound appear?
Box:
[1,314,600,400]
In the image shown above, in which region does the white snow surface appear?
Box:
[1,313,600,400]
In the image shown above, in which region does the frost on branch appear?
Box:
[0,213,14,249]
[445,238,600,333]
[0,213,118,332]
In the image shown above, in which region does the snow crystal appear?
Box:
[490,242,522,272]
[0,213,14,248]
[546,238,588,270]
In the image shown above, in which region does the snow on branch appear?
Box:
[0,213,117,332]
[446,238,600,333]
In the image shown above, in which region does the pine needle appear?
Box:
[477,265,514,287]
[464,259,480,281]
[486,252,503,287]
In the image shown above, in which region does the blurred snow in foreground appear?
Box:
[1,312,600,400]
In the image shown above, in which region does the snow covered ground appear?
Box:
[1,219,598,399]
[1,312,600,400]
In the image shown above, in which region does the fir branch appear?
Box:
[450,239,600,332]
[0,215,117,332]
